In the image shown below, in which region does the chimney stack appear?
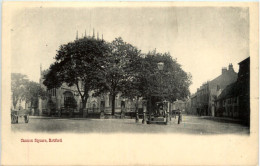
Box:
[228,63,234,72]
[222,67,227,75]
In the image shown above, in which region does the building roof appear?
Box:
[216,80,249,101]
[209,69,237,90]
[238,57,250,65]
[216,82,237,100]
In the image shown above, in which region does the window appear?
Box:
[228,99,231,104]
[233,97,237,104]
[49,88,56,97]
[64,97,73,102]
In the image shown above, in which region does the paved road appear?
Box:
[11,115,249,135]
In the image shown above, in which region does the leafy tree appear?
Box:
[140,51,192,102]
[121,50,192,105]
[97,37,141,115]
[11,73,29,109]
[24,81,47,111]
[43,37,110,116]
[120,54,144,113]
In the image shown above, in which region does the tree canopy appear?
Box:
[24,81,47,109]
[11,73,28,109]
[43,36,192,116]
[121,50,192,103]
[11,73,47,110]
[95,37,142,115]
[141,51,192,102]
[43,37,110,110]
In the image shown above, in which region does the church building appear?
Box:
[38,31,138,117]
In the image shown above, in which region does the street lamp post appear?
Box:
[157,62,164,100]
[157,62,170,125]
[146,62,165,125]
[149,62,165,124]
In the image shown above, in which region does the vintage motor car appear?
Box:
[145,98,171,125]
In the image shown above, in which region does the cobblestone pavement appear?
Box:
[11,115,249,135]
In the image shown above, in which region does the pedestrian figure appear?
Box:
[136,111,139,123]
[178,111,182,124]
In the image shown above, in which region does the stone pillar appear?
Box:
[212,105,215,117]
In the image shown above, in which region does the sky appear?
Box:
[11,6,249,94]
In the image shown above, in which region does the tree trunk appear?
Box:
[111,94,116,115]
[135,97,139,122]
[30,98,34,111]
[13,96,17,110]
[149,96,152,122]
[81,97,87,116]
[82,99,87,109]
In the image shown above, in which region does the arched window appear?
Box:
[63,91,74,104]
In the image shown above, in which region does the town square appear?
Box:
[3,2,258,166]
[10,6,250,134]
[12,115,249,134]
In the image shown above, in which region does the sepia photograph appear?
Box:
[1,2,259,166]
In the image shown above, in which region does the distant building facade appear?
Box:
[187,64,238,116]
[189,94,197,115]
[185,98,192,114]
[171,100,185,111]
[215,57,250,125]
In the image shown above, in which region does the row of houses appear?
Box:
[185,57,250,125]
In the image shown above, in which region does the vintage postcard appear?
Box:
[1,2,259,165]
